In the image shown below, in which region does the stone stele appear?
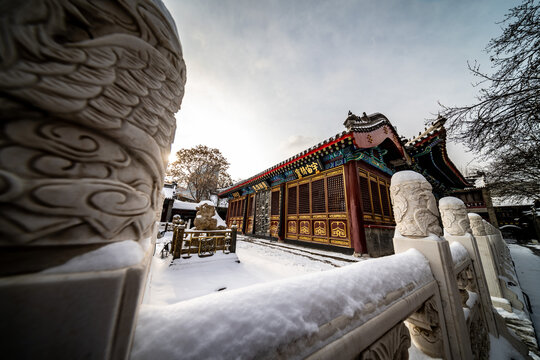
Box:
[0,0,186,358]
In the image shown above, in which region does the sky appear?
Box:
[163,0,514,181]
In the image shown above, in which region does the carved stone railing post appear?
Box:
[439,197,497,336]
[390,171,472,359]
[468,214,512,311]
[0,1,186,359]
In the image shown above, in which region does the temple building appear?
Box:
[219,112,470,257]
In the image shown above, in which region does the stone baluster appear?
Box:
[439,198,498,335]
[390,171,472,359]
[439,197,497,337]
[0,1,186,358]
[468,214,511,311]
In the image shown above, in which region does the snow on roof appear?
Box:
[131,249,432,359]
[161,187,175,199]
[173,200,198,211]
[173,200,221,212]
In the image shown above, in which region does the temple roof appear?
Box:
[219,112,404,196]
[405,116,471,190]
[219,112,470,198]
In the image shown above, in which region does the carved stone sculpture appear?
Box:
[390,171,442,237]
[360,322,411,360]
[468,214,487,237]
[0,0,186,358]
[439,197,471,236]
[406,297,444,358]
[194,202,225,230]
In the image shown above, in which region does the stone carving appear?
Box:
[193,202,225,230]
[172,214,182,226]
[456,264,476,306]
[360,322,411,360]
[439,197,471,236]
[468,214,487,236]
[406,297,443,358]
[0,1,185,358]
[469,307,490,360]
[0,0,186,246]
[390,171,442,237]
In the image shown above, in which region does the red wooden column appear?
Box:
[344,161,367,255]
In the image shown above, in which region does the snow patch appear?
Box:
[449,241,469,265]
[391,170,427,185]
[439,196,465,207]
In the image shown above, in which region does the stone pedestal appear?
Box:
[0,1,185,358]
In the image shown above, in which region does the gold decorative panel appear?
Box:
[299,220,310,235]
[331,239,350,246]
[288,221,297,234]
[313,221,326,236]
[270,221,279,237]
[330,221,347,238]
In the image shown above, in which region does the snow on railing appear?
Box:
[132,249,436,359]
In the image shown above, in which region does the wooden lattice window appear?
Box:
[240,199,245,216]
[298,183,310,214]
[327,174,345,212]
[287,186,297,214]
[271,191,280,215]
[311,179,326,213]
[371,180,382,215]
[359,175,372,213]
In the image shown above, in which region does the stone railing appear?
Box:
[170,224,238,259]
[134,171,533,359]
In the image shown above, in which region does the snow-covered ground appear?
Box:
[509,243,540,349]
[135,233,539,359]
[144,234,361,305]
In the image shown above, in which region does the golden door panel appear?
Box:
[313,220,327,236]
[331,239,350,247]
[299,220,310,235]
[287,220,297,234]
[298,236,311,241]
[330,220,347,238]
[313,237,329,244]
[270,221,279,237]
[247,218,254,233]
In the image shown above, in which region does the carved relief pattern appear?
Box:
[406,297,443,358]
[456,265,476,306]
[330,221,346,238]
[360,322,411,360]
[313,221,326,236]
[390,176,442,237]
[288,221,297,234]
[299,221,310,235]
[439,197,471,236]
[0,0,186,245]
[469,305,490,360]
[468,214,487,236]
[269,221,278,237]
